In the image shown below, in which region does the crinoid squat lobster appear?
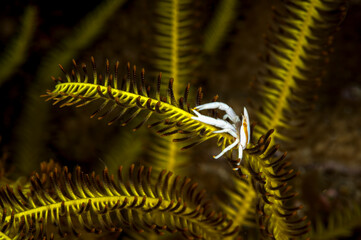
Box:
[191,102,250,167]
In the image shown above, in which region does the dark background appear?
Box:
[0,0,360,238]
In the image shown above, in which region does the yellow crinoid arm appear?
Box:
[43,59,234,153]
[252,0,347,144]
[150,0,200,174]
[0,165,239,239]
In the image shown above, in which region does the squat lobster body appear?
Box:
[191,102,250,167]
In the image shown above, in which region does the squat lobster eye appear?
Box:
[191,103,250,169]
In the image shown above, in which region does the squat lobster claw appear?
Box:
[191,103,250,169]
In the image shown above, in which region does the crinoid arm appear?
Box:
[43,58,238,152]
[0,164,239,239]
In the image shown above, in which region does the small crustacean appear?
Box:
[191,102,250,169]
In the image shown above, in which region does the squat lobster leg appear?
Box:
[191,109,237,134]
[194,102,240,124]
[213,128,238,138]
[214,138,239,159]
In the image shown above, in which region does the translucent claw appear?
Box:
[194,102,240,124]
[239,107,250,152]
[243,107,250,145]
